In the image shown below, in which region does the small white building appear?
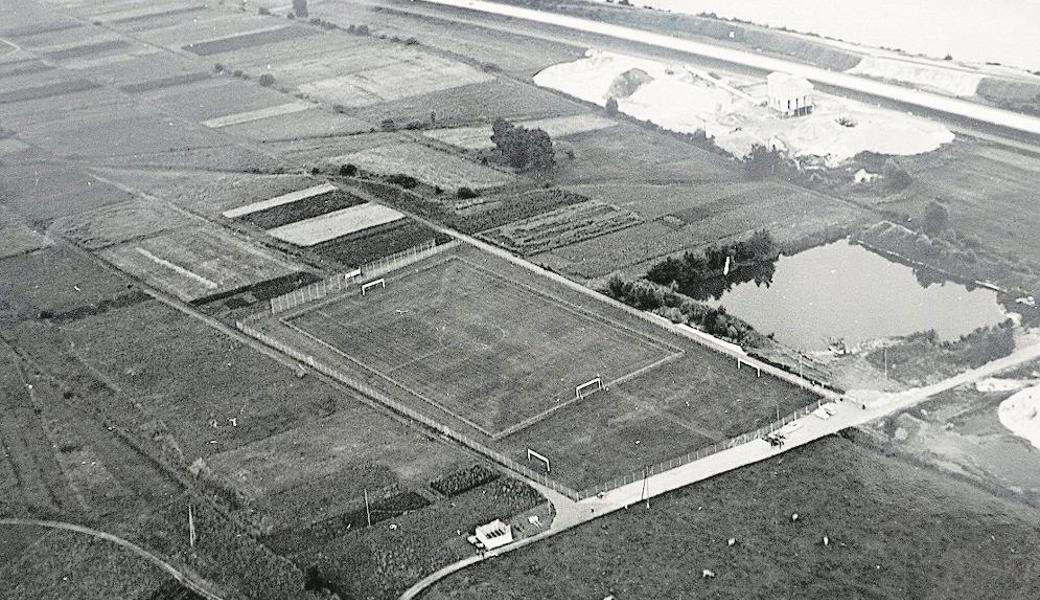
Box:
[472,519,513,550]
[767,72,814,117]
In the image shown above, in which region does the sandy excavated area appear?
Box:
[534,50,954,165]
[999,384,1040,450]
[848,56,983,97]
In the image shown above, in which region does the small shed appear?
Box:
[767,72,814,117]
[474,519,513,550]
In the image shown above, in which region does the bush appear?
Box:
[430,464,500,496]
[380,118,397,131]
[339,163,357,177]
[882,158,912,192]
[357,24,369,35]
[386,173,419,189]
[258,7,270,15]
[605,96,619,116]
[258,73,275,87]
[457,186,479,199]
[214,63,225,73]
[293,0,309,19]
[921,200,950,236]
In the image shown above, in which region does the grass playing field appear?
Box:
[288,254,680,436]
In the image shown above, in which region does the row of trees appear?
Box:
[646,229,779,288]
[603,275,763,346]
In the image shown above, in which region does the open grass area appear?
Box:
[289,254,678,435]
[882,139,1040,272]
[335,142,516,190]
[429,436,1040,600]
[0,528,175,600]
[263,245,814,491]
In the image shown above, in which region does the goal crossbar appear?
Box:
[361,278,386,295]
[575,376,603,399]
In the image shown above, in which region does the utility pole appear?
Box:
[883,347,888,381]
[188,504,196,549]
[364,488,372,527]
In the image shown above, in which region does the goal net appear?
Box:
[575,376,603,400]
[361,278,386,295]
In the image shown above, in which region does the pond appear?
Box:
[684,240,1009,351]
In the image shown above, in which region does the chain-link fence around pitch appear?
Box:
[572,397,827,500]
[268,239,461,314]
[235,319,582,501]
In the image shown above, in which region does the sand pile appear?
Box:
[998,384,1040,450]
[535,50,954,165]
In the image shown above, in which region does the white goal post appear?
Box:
[361,278,386,295]
[575,376,603,399]
[527,449,550,473]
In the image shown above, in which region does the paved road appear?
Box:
[398,337,1040,599]
[0,518,226,600]
[416,0,1040,138]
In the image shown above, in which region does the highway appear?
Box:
[416,0,1040,139]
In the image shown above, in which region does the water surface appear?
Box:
[689,240,1008,350]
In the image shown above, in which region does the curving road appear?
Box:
[416,0,1040,138]
[0,518,226,600]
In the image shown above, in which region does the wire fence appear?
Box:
[574,397,827,500]
[235,319,582,501]
[360,238,460,280]
[267,239,461,314]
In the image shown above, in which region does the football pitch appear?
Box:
[288,255,681,437]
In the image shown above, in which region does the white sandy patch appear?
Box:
[999,384,1040,450]
[534,50,954,166]
[267,202,404,247]
[202,101,314,129]
[425,114,618,150]
[222,183,336,219]
[976,378,1040,393]
[849,57,983,97]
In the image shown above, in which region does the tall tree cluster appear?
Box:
[491,117,555,170]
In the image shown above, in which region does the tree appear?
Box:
[741,144,785,178]
[922,200,950,235]
[292,0,309,18]
[605,96,619,116]
[490,117,555,170]
[339,164,357,177]
[457,186,478,199]
[258,73,275,87]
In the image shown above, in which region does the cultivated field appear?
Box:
[101,224,299,301]
[296,46,492,108]
[50,198,193,250]
[92,168,319,217]
[0,223,50,259]
[335,142,516,190]
[425,113,617,150]
[481,200,645,256]
[268,202,405,247]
